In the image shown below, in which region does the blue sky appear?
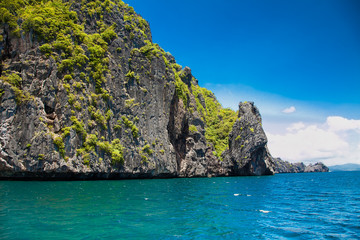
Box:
[125,0,360,165]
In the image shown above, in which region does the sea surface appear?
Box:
[0,171,359,239]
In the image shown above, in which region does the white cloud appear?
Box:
[286,122,305,132]
[267,116,360,166]
[326,116,360,132]
[282,106,296,114]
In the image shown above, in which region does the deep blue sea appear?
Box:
[0,171,359,239]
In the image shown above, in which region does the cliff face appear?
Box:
[274,158,329,173]
[0,0,274,179]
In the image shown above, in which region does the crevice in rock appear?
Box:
[44,104,55,115]
[167,91,188,173]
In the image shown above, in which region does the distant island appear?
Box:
[328,163,360,172]
[273,158,329,173]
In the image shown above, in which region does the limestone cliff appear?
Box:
[0,0,274,179]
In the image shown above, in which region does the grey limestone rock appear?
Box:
[273,158,306,173]
[0,1,275,179]
[222,102,275,176]
[305,162,329,172]
[274,158,329,173]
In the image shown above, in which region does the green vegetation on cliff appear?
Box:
[0,0,132,164]
[191,84,237,159]
[0,72,33,103]
[0,0,238,167]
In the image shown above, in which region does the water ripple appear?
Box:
[0,171,359,239]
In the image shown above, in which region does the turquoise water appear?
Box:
[0,172,359,239]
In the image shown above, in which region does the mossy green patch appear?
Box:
[97,139,124,165]
[53,135,65,158]
[142,144,153,155]
[1,72,22,87]
[88,106,107,129]
[174,69,190,106]
[122,116,139,138]
[70,116,87,139]
[139,40,165,60]
[0,72,33,104]
[189,124,198,134]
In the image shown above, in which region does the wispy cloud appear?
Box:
[282,106,296,114]
[326,116,360,132]
[267,116,360,165]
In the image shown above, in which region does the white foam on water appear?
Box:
[259,210,270,213]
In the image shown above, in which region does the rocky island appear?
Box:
[0,0,297,180]
[273,158,329,173]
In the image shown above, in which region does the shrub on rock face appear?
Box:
[189,125,198,133]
